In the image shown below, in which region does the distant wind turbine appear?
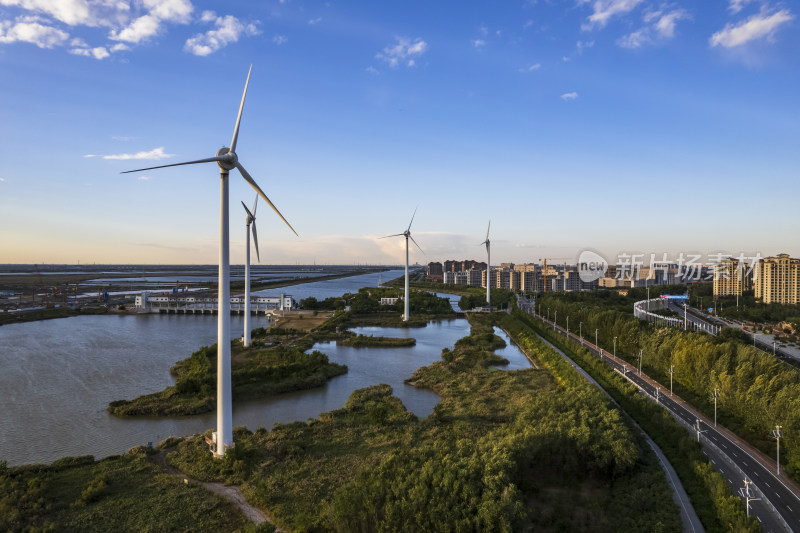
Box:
[479,221,491,305]
[241,195,259,348]
[381,208,423,321]
[122,66,297,458]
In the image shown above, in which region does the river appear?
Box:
[0,271,531,467]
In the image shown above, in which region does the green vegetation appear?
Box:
[538,289,800,484]
[0,448,253,533]
[108,332,347,416]
[0,305,108,326]
[162,313,681,532]
[502,308,759,532]
[337,334,415,347]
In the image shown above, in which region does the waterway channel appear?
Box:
[0,272,532,467]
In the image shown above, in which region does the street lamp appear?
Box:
[566,316,569,337]
[579,322,583,345]
[669,365,674,396]
[694,418,706,443]
[638,349,643,375]
[547,307,550,321]
[774,425,783,476]
[773,340,777,356]
[739,479,760,518]
[554,310,558,331]
[613,336,617,359]
[713,388,718,427]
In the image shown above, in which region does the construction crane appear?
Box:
[538,257,570,293]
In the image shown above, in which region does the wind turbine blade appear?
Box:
[121,156,225,174]
[407,206,418,232]
[252,221,260,263]
[409,235,425,255]
[252,194,258,216]
[230,65,252,154]
[379,233,405,239]
[235,162,298,236]
[486,220,491,241]
[241,200,254,220]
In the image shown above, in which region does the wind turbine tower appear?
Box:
[480,221,491,305]
[123,66,297,457]
[381,209,423,321]
[242,195,259,348]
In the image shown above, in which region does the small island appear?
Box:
[108,287,453,417]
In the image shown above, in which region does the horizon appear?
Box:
[1,1,798,265]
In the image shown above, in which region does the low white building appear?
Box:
[135,292,293,313]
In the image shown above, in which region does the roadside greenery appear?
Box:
[503,309,759,532]
[537,289,800,483]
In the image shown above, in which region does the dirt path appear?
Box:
[150,449,284,531]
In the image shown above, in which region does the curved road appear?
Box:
[530,304,800,532]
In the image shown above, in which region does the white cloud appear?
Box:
[0,0,92,26]
[472,38,485,48]
[142,0,192,24]
[184,13,259,56]
[0,177,5,182]
[518,63,541,72]
[376,37,428,68]
[617,29,648,48]
[84,146,174,160]
[272,34,287,45]
[108,13,160,43]
[580,0,644,30]
[69,45,109,58]
[653,8,689,38]
[0,16,69,48]
[524,19,534,29]
[561,91,579,100]
[729,0,757,14]
[618,8,689,48]
[365,65,379,75]
[710,9,793,48]
[109,42,128,51]
[308,17,322,25]
[137,175,151,181]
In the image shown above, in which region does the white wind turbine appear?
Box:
[479,221,491,305]
[122,66,297,458]
[241,195,259,348]
[381,208,423,322]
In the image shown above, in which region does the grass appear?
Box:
[0,449,254,533]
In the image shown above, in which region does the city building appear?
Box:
[713,258,751,298]
[426,262,443,282]
[754,254,800,305]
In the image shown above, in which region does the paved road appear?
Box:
[530,306,800,532]
[534,331,704,533]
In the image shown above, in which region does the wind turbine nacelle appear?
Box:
[216,147,237,171]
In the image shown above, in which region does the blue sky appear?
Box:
[1,0,797,266]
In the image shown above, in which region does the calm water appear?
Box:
[493,327,534,370]
[0,269,457,467]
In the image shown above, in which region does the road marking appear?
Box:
[756,516,762,523]
[765,482,770,488]
[787,505,792,512]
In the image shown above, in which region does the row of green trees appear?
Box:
[501,309,759,532]
[536,290,800,481]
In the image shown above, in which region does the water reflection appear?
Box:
[492,327,534,370]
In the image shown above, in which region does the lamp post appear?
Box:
[638,349,643,375]
[579,322,583,345]
[683,302,688,330]
[669,365,674,396]
[773,340,777,356]
[554,310,557,331]
[566,316,569,337]
[739,479,760,518]
[713,388,718,427]
[547,308,550,322]
[613,336,617,360]
[774,425,783,475]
